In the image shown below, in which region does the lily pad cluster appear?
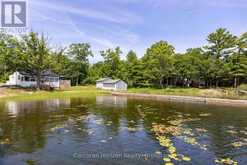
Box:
[151,112,242,165]
[231,141,247,148]
[0,138,10,145]
[153,117,208,150]
[215,158,238,165]
[151,114,216,164]
[226,126,247,149]
[156,135,191,165]
[152,119,195,164]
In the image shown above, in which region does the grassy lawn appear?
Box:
[0,85,247,101]
[0,86,109,101]
[127,87,247,100]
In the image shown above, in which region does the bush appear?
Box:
[239,84,247,91]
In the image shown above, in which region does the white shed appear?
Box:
[96,78,127,91]
[96,78,111,89]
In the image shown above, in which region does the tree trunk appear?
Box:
[78,77,80,86]
[76,77,79,86]
[160,79,163,88]
[198,78,201,88]
[36,72,41,90]
[234,76,237,89]
[234,77,239,96]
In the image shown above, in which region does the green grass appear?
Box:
[127,87,201,96]
[239,84,247,91]
[0,86,109,101]
[127,87,247,100]
[1,85,247,102]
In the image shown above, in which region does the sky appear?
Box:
[28,0,247,63]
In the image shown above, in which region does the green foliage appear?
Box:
[0,33,21,82]
[100,47,122,79]
[142,41,175,87]
[20,32,52,89]
[122,50,143,87]
[67,43,93,85]
[0,32,94,87]
[239,84,247,91]
[0,28,246,89]
[205,28,237,59]
[87,62,105,84]
[86,29,246,89]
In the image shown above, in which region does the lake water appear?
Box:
[0,95,246,165]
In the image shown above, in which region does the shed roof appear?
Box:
[96,78,111,82]
[103,79,122,84]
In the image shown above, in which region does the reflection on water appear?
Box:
[0,96,246,165]
[5,99,71,117]
[96,96,127,108]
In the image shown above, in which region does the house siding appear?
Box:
[96,78,127,91]
[96,82,103,88]
[116,81,127,91]
[6,72,60,88]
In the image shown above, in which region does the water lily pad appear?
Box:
[215,158,238,165]
[155,151,162,155]
[231,141,247,148]
[127,127,137,132]
[199,113,211,117]
[165,162,174,165]
[227,130,238,135]
[163,157,171,162]
[196,128,208,133]
[0,138,11,145]
[88,130,94,135]
[25,159,36,165]
[182,156,191,161]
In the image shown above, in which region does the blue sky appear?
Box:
[29,0,247,62]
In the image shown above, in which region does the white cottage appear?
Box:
[96,78,127,91]
[6,70,60,88]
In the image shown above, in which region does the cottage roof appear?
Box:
[41,70,59,77]
[18,70,59,77]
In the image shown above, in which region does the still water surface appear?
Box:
[0,95,246,165]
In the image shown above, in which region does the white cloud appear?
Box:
[28,0,144,62]
[30,0,142,25]
[112,0,247,9]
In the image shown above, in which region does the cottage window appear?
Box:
[24,76,30,81]
[18,75,21,80]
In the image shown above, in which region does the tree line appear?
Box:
[0,28,246,89]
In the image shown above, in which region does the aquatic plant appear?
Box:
[231,141,247,148]
[215,158,238,165]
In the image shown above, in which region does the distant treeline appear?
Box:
[0,28,246,89]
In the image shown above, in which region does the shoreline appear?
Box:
[111,92,247,107]
[1,86,247,107]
